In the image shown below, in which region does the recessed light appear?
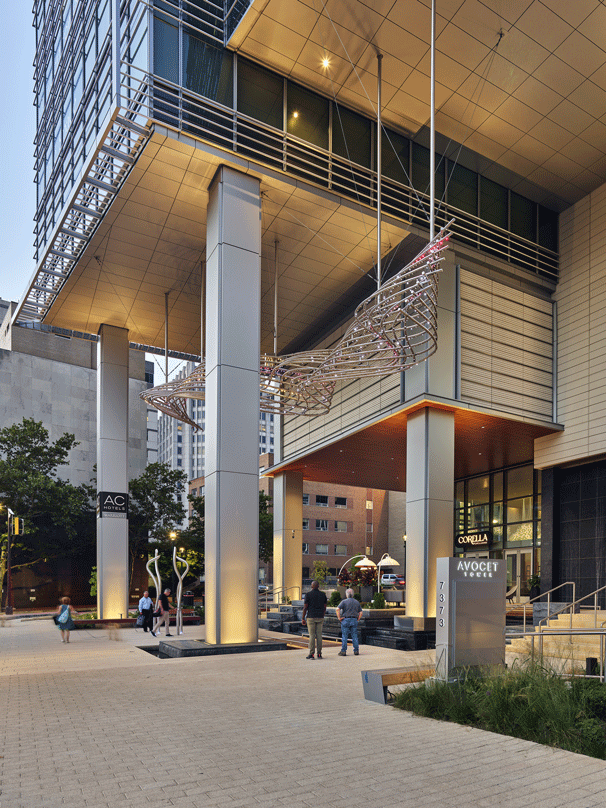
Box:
[322,57,330,69]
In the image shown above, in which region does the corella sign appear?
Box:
[454,531,492,550]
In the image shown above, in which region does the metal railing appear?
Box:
[259,585,302,612]
[505,626,606,681]
[506,581,576,633]
[537,583,606,632]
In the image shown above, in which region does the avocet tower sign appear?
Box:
[435,557,506,681]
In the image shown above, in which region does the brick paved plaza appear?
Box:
[1,618,606,808]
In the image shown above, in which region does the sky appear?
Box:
[0,5,37,305]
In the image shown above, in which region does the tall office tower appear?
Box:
[22,0,606,632]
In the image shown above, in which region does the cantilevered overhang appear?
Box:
[264,397,562,490]
[37,128,412,356]
[229,0,606,208]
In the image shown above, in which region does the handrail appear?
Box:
[259,585,302,612]
[506,581,575,632]
[505,626,606,681]
[537,582,606,633]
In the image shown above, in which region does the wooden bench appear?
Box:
[384,590,405,605]
[361,666,434,704]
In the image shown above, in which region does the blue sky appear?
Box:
[0,5,37,305]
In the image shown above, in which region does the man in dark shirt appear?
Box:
[302,580,327,659]
[336,588,362,656]
[151,588,173,637]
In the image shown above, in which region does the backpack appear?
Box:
[58,607,69,624]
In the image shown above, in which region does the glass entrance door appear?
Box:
[505,549,532,602]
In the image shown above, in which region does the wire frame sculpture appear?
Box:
[140,222,451,420]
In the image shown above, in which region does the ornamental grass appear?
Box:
[393,661,606,759]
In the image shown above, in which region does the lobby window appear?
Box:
[335,521,347,532]
[333,103,371,167]
[448,162,478,216]
[183,33,233,106]
[316,519,328,531]
[480,177,508,230]
[302,493,309,505]
[510,191,536,242]
[302,543,309,554]
[411,142,445,200]
[315,543,329,555]
[316,495,328,507]
[153,14,179,85]
[335,496,347,508]
[382,127,409,185]
[237,58,283,129]
[302,518,309,530]
[335,544,347,555]
[287,81,329,149]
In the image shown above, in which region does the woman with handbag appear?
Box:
[54,596,77,643]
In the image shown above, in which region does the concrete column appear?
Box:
[405,407,454,626]
[272,472,303,601]
[97,324,129,619]
[205,166,261,645]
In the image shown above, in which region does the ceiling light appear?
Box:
[293,110,299,119]
[322,57,330,69]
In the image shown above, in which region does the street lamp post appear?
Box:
[376,553,400,593]
[5,507,14,615]
[169,531,177,597]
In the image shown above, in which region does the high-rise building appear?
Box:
[17,0,606,637]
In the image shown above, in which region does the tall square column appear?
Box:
[97,324,129,619]
[405,407,455,625]
[272,472,303,601]
[205,166,261,645]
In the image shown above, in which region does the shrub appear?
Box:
[393,661,606,759]
[328,591,342,607]
[370,592,386,609]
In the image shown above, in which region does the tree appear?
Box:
[128,462,187,588]
[312,559,329,586]
[0,418,95,606]
[258,492,273,564]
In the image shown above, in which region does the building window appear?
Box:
[335,521,347,532]
[302,494,309,505]
[335,544,347,555]
[315,544,328,555]
[316,495,328,507]
[316,519,328,531]
[335,496,347,508]
[366,500,373,509]
[302,518,309,530]
[302,543,309,554]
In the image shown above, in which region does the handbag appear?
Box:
[153,608,162,618]
[58,608,69,624]
[53,615,60,625]
[135,614,145,627]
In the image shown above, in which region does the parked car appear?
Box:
[380,573,399,587]
[258,584,270,593]
[393,575,406,588]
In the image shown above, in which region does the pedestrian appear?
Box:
[336,588,362,656]
[151,588,173,637]
[54,596,77,643]
[301,580,327,659]
[138,590,154,633]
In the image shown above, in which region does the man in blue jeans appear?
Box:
[337,588,362,656]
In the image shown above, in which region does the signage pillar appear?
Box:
[97,324,129,619]
[435,556,506,680]
[205,166,261,645]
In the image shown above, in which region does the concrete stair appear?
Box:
[508,610,606,663]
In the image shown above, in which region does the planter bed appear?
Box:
[73,614,201,629]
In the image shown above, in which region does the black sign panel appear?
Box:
[97,491,129,519]
[455,531,492,550]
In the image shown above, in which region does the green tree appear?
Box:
[259,492,273,564]
[128,462,188,588]
[0,418,94,606]
[312,559,329,586]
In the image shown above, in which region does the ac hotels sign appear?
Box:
[97,491,129,519]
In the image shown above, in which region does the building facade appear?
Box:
[19,0,606,631]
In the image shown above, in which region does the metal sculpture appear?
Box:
[172,546,190,636]
[146,550,162,613]
[140,222,452,421]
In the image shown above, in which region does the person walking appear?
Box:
[138,590,154,633]
[151,588,173,637]
[301,580,327,659]
[336,588,362,656]
[54,596,78,643]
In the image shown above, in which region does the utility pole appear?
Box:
[5,508,14,615]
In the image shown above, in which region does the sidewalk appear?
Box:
[0,617,605,808]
